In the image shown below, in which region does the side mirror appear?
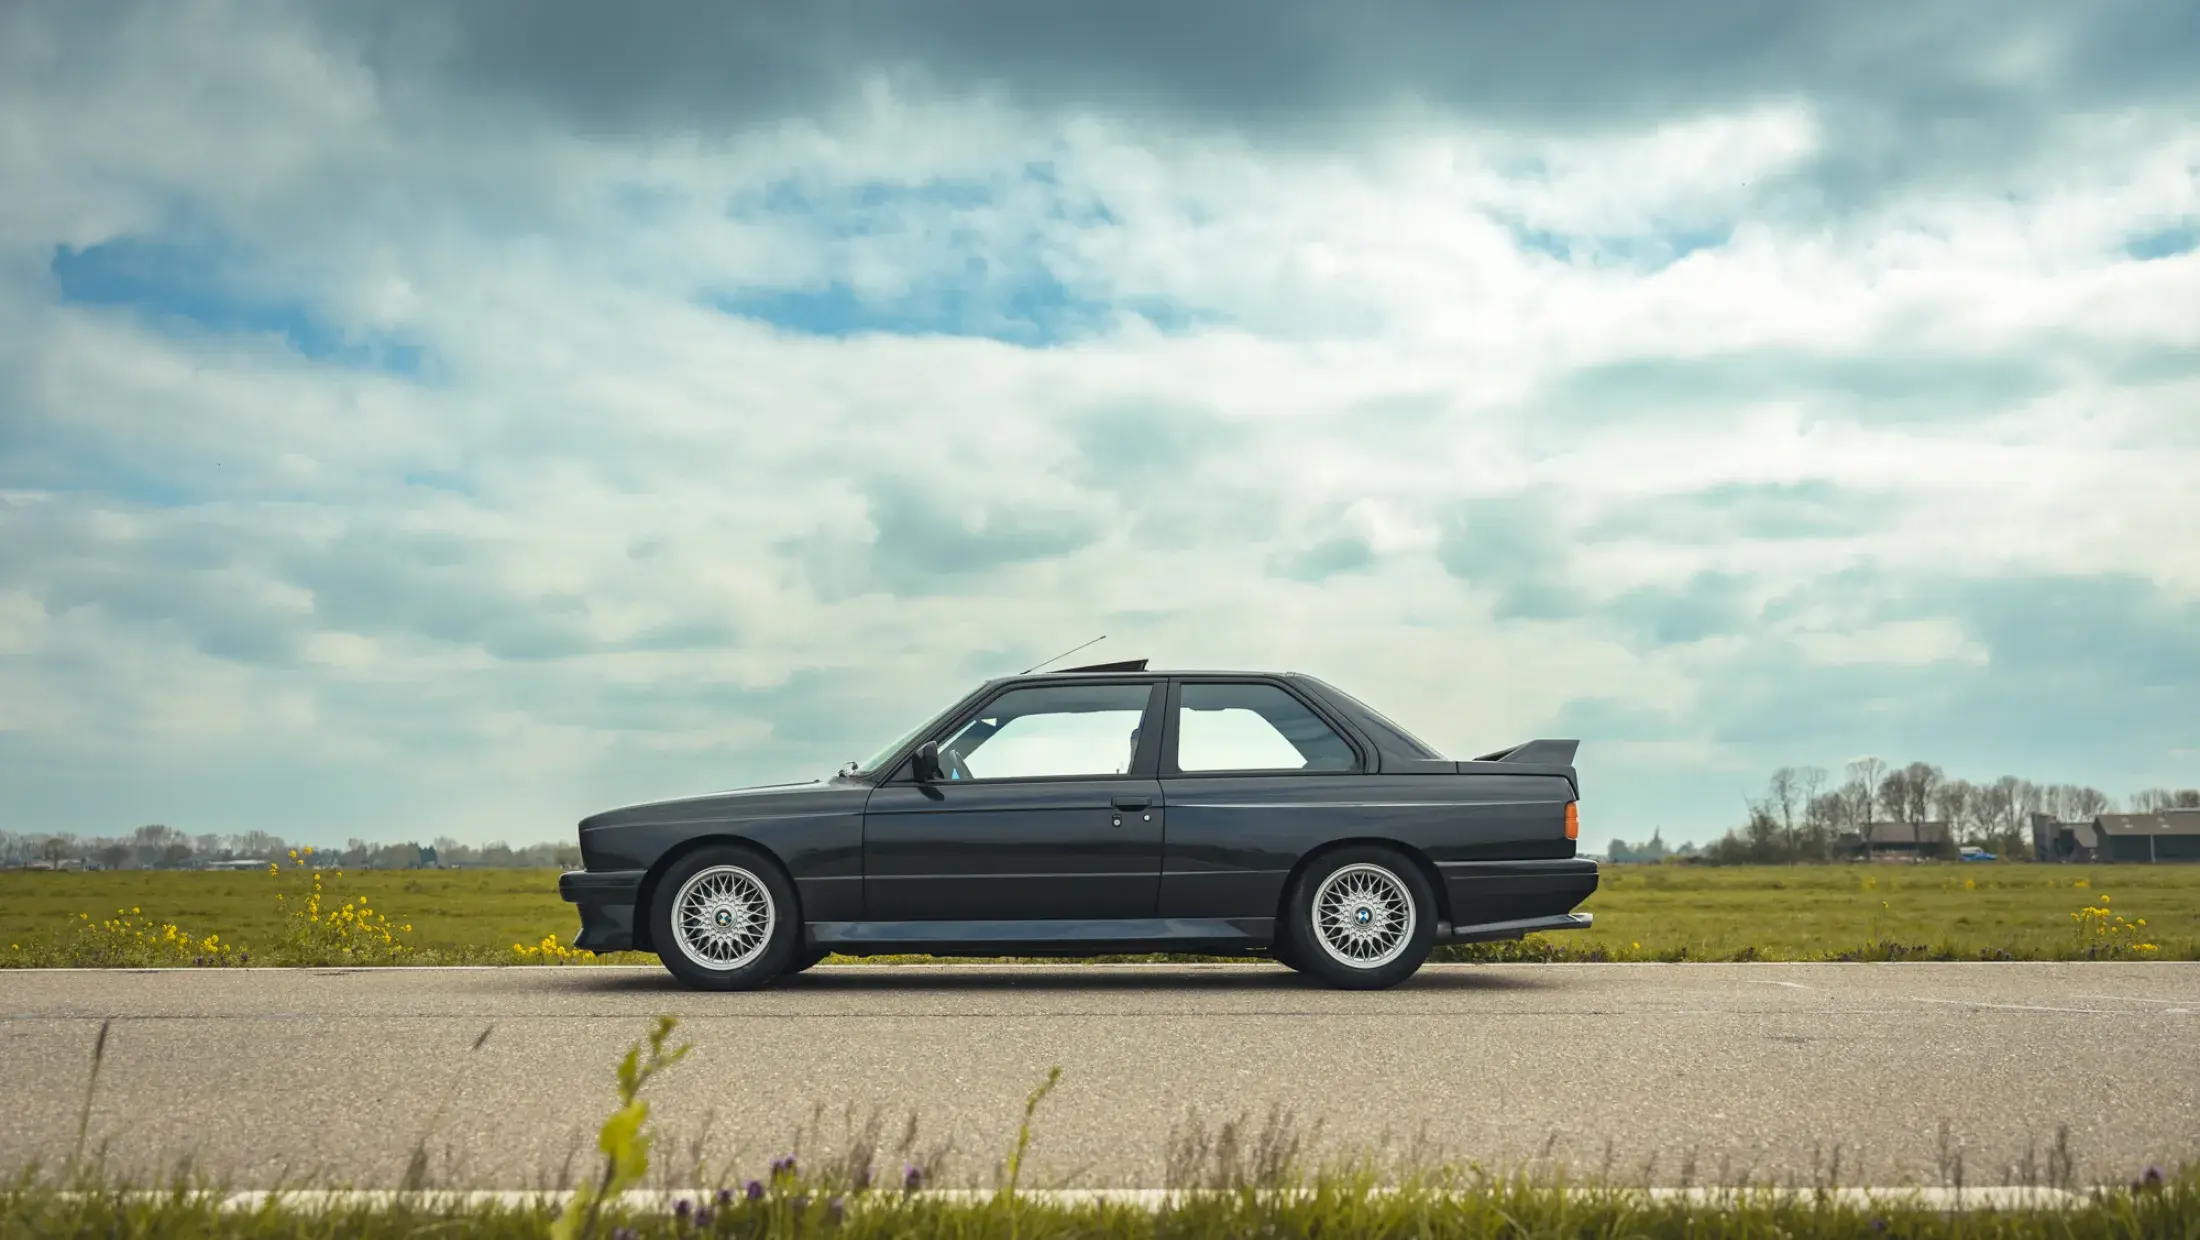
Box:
[911,741,943,783]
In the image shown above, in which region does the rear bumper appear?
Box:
[1437,857,1598,928]
[1437,912,1592,944]
[559,869,645,953]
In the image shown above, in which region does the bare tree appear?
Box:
[1848,756,1886,819]
[1934,779,1974,843]
[2067,786,2112,819]
[1900,762,1943,825]
[1767,767,1800,854]
[1879,768,1914,826]
[1847,756,1887,851]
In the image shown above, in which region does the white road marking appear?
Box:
[1907,997,2123,1015]
[80,1186,2088,1213]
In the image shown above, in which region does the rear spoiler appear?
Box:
[1472,738,1580,766]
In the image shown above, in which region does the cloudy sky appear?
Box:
[3,2,2196,850]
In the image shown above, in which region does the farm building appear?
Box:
[2032,810,2200,862]
[1836,820,1951,860]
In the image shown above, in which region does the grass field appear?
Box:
[4,861,2195,966]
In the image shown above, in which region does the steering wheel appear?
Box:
[941,747,975,782]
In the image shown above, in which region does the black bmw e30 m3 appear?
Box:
[560,660,1597,990]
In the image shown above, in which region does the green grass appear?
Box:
[3,863,2197,967]
[0,866,583,959]
[1456,863,2200,962]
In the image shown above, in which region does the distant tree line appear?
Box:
[1610,760,2200,865]
[0,825,579,871]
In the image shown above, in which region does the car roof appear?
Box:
[985,669,1306,685]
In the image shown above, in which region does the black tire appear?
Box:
[1280,847,1435,990]
[784,947,831,974]
[651,845,801,991]
[1268,936,1309,974]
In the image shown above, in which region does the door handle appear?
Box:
[1111,796,1152,811]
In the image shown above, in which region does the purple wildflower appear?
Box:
[716,1188,733,1206]
[696,1207,715,1228]
[2144,1166,2166,1188]
[827,1195,844,1222]
[744,1180,765,1201]
[903,1163,925,1194]
[674,1198,692,1222]
[770,1154,798,1179]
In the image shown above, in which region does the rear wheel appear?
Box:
[1282,848,1434,990]
[784,947,831,974]
[651,845,800,991]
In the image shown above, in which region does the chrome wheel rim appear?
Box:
[671,865,774,971]
[1310,862,1415,968]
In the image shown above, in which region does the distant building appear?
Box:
[2032,810,2200,862]
[417,845,440,869]
[1837,820,1951,860]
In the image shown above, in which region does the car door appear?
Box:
[862,679,1166,921]
[1154,678,1369,919]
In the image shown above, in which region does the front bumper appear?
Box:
[559,869,646,953]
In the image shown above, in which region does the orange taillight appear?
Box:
[1565,802,1579,841]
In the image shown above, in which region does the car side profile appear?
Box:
[560,662,1596,990]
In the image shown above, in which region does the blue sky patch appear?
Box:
[1507,221,1731,268]
[712,270,1110,344]
[2125,224,2196,261]
[50,238,424,374]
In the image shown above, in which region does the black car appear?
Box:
[560,662,1596,990]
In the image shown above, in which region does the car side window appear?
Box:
[1174,683,1357,773]
[933,683,1155,781]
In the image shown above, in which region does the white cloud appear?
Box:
[2,2,2196,846]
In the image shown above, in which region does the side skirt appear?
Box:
[807,917,1274,956]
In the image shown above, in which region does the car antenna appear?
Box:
[1021,634,1105,675]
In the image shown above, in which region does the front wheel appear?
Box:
[651,846,801,991]
[1280,848,1435,990]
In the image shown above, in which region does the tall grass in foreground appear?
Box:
[7,1177,2199,1240]
[12,1016,2199,1237]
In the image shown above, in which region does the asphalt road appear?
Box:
[4,963,2196,1188]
